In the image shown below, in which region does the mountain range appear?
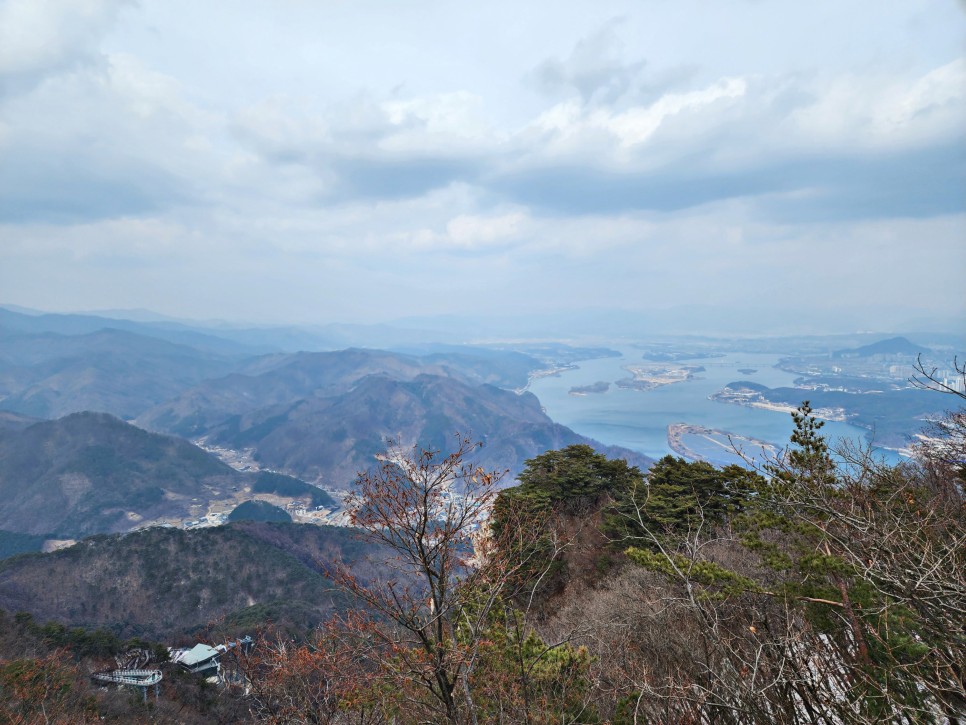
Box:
[0,323,247,419]
[0,308,652,540]
[136,347,648,485]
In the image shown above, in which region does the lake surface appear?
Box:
[528,348,896,464]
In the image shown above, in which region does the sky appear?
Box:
[0,0,964,333]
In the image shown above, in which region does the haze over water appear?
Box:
[528,348,896,465]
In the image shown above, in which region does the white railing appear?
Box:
[91,669,163,687]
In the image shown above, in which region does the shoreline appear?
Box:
[667,423,780,464]
[514,363,579,394]
[710,388,847,422]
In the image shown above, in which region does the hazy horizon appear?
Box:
[2,300,963,342]
[1,1,963,332]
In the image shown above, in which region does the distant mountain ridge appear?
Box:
[0,305,459,353]
[833,336,930,358]
[0,324,249,419]
[138,349,653,486]
[135,348,538,439]
[208,373,648,486]
[0,307,267,356]
[1,306,549,422]
[0,410,42,431]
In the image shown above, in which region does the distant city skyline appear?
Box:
[1,0,963,332]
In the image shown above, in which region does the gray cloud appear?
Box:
[327,156,480,203]
[758,142,966,222]
[0,145,190,224]
[528,19,646,104]
[486,140,966,221]
[224,55,966,223]
[0,0,963,327]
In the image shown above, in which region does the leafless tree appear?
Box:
[911,354,966,400]
[315,435,580,723]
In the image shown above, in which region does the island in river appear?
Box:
[616,365,705,392]
[667,423,780,466]
[569,381,610,396]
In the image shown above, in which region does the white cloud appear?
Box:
[526,76,748,158]
[389,211,529,253]
[381,91,500,154]
[0,0,128,91]
[782,59,966,153]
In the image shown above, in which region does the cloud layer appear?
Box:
[0,0,963,330]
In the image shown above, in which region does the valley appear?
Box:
[3,312,958,550]
[0,309,655,555]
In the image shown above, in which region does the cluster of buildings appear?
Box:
[183,511,229,528]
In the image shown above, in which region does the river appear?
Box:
[528,348,898,464]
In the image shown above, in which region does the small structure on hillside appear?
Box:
[169,636,254,681]
[170,643,221,676]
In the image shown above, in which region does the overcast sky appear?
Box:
[0,0,963,332]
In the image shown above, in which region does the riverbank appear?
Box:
[667,423,780,465]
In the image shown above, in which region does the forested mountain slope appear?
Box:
[0,412,247,537]
[0,522,382,638]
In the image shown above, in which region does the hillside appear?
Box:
[0,412,248,537]
[227,500,292,523]
[0,306,287,357]
[136,348,648,486]
[0,530,46,559]
[0,410,43,431]
[0,522,382,638]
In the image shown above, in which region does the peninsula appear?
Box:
[667,423,780,465]
[711,382,847,421]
